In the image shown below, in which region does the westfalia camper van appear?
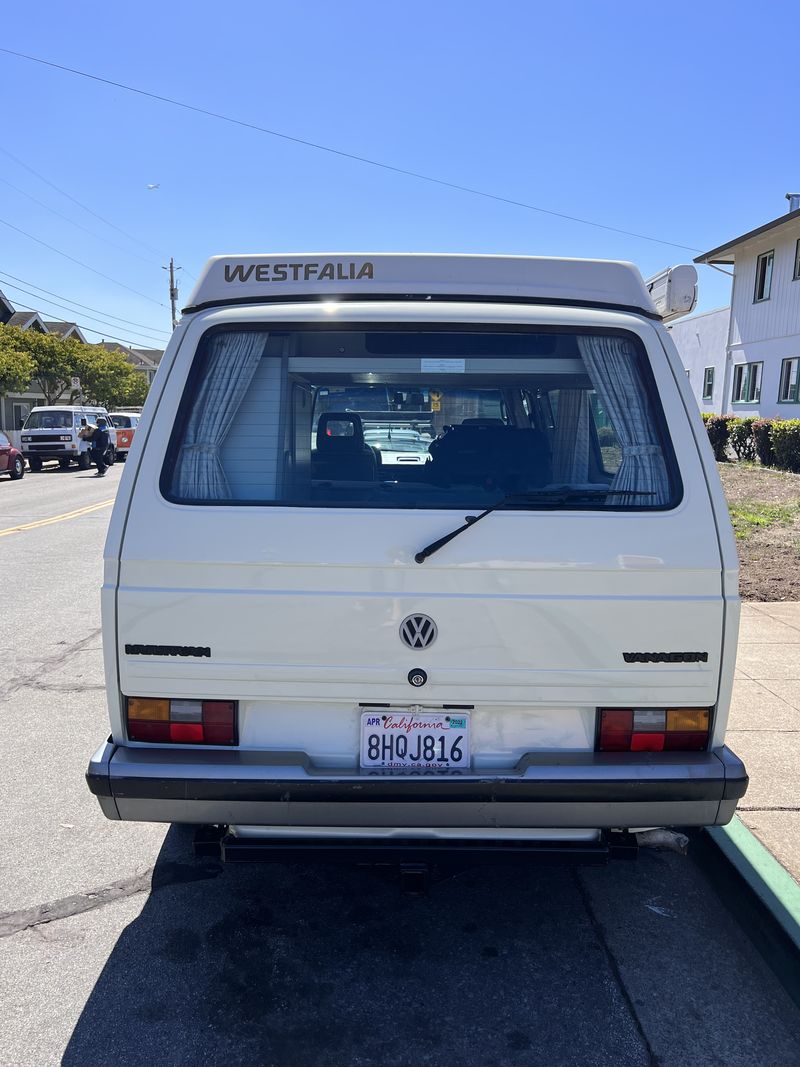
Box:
[87,254,747,864]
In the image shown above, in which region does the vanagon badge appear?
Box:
[400,615,437,650]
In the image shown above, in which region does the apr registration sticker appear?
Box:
[360,710,470,770]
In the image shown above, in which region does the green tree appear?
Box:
[75,345,149,408]
[0,328,35,395]
[0,325,76,404]
[0,324,151,409]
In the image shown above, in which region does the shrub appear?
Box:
[704,414,733,461]
[752,419,775,467]
[770,420,800,473]
[728,417,756,462]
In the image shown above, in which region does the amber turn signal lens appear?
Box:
[666,709,709,732]
[127,697,169,721]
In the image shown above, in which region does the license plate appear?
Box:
[360,709,470,770]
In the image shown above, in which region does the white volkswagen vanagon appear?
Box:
[21,404,117,471]
[87,254,747,862]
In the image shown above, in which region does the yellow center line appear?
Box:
[0,499,115,538]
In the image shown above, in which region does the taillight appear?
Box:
[126,698,237,745]
[597,708,709,752]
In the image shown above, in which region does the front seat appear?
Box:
[312,412,377,482]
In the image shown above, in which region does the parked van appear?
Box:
[21,405,117,471]
[87,254,747,863]
[108,412,141,460]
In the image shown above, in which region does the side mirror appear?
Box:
[17,418,24,429]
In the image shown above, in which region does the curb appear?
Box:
[692,816,800,1007]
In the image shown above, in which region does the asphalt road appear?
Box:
[1,463,799,1067]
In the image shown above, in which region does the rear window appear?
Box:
[162,326,679,510]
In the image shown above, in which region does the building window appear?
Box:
[754,250,774,302]
[793,239,800,281]
[702,367,715,400]
[779,358,800,403]
[732,362,763,403]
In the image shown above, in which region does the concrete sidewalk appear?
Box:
[728,603,800,882]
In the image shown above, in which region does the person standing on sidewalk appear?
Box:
[81,417,110,477]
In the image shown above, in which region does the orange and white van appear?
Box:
[109,412,141,460]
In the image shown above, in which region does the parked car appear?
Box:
[109,412,141,460]
[20,405,117,471]
[364,427,432,465]
[0,431,24,480]
[87,253,747,867]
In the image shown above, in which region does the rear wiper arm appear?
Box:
[414,489,656,564]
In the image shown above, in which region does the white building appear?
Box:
[667,306,730,413]
[688,194,800,418]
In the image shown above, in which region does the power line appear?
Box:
[0,174,162,267]
[0,144,166,260]
[0,270,170,335]
[0,215,166,307]
[5,294,167,350]
[0,46,703,255]
[0,279,169,344]
[0,146,198,281]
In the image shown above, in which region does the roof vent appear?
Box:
[786,193,800,212]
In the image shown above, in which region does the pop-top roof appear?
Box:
[184,253,659,318]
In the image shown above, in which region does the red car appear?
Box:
[0,431,25,480]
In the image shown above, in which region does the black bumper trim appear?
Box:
[94,772,747,806]
[86,768,113,797]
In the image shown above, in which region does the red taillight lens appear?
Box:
[630,732,666,752]
[664,730,708,751]
[598,708,710,752]
[127,699,237,745]
[127,720,170,743]
[169,722,205,743]
[598,709,633,751]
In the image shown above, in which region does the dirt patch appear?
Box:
[718,463,800,600]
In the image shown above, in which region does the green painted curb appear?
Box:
[706,816,800,949]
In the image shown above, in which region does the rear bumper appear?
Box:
[87,740,748,831]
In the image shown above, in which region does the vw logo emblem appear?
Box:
[399,614,438,650]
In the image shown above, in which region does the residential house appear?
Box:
[6,310,48,333]
[0,291,162,434]
[96,342,163,385]
[686,194,800,418]
[43,321,89,343]
[0,289,14,325]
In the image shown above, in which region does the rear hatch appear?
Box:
[109,302,727,769]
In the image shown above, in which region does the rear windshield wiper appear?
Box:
[414,489,656,564]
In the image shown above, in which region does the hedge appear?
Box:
[752,419,775,467]
[769,420,800,473]
[702,413,733,461]
[700,413,800,472]
[728,417,757,462]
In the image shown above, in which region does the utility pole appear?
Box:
[163,258,182,330]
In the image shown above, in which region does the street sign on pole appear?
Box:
[71,377,81,389]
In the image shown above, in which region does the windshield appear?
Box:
[111,415,132,428]
[163,327,678,510]
[24,410,73,430]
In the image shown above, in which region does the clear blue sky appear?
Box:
[1,0,798,350]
